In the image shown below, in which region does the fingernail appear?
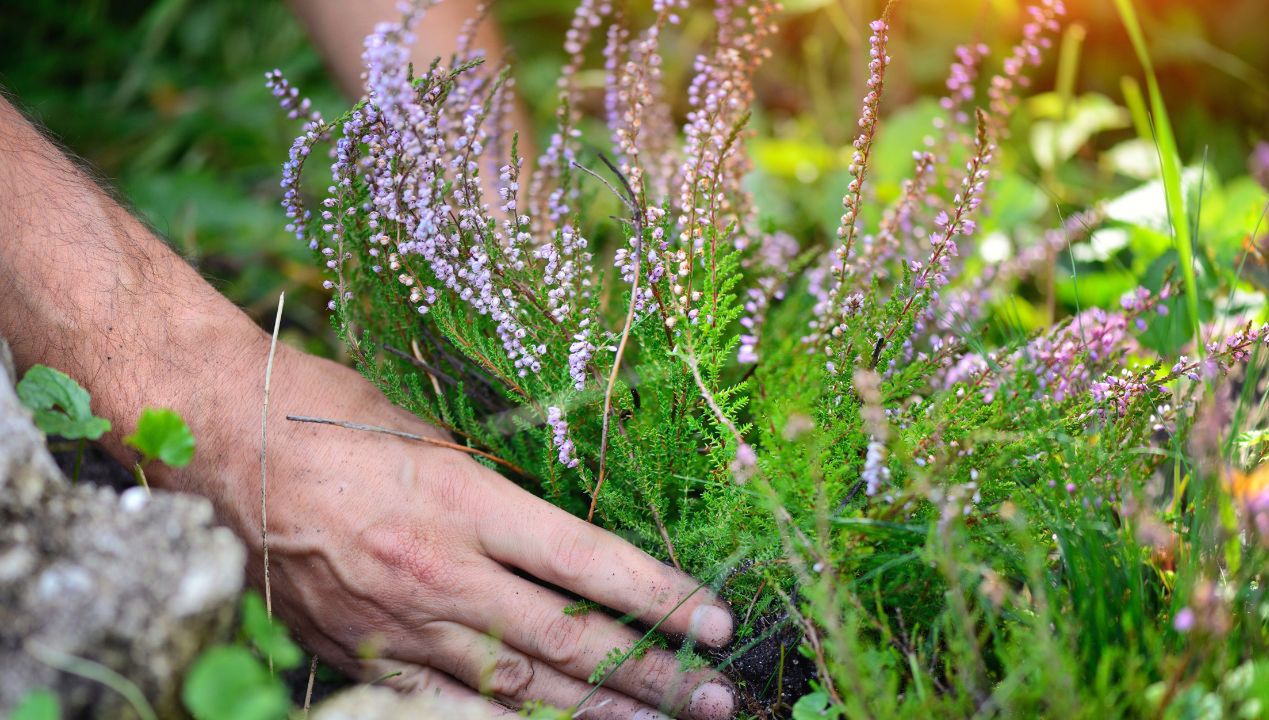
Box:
[689,682,735,719]
[689,604,733,647]
[633,710,672,720]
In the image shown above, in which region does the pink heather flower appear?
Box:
[738,232,799,363]
[674,0,776,247]
[862,151,936,277]
[835,21,890,264]
[530,0,614,232]
[863,438,891,496]
[1027,308,1132,402]
[927,42,989,183]
[1164,321,1269,386]
[1173,607,1195,633]
[313,3,552,377]
[944,284,1169,407]
[1249,141,1269,190]
[805,14,891,352]
[266,69,327,248]
[1089,369,1154,416]
[987,0,1064,135]
[567,316,596,390]
[902,114,994,312]
[731,442,758,483]
[935,209,1104,346]
[546,407,579,468]
[265,69,323,127]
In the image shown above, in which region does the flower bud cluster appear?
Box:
[738,232,799,363]
[988,0,1064,132]
[805,17,891,350]
[929,43,989,147]
[674,0,778,282]
[546,407,579,468]
[266,70,326,248]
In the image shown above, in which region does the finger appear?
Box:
[454,568,736,720]
[475,479,734,647]
[358,658,514,717]
[414,621,669,720]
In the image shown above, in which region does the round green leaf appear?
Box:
[182,646,290,720]
[125,407,196,468]
[12,690,61,720]
[240,592,304,671]
[16,365,112,441]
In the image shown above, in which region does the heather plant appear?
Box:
[271,0,1269,717]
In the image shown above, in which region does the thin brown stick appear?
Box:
[409,339,447,397]
[584,155,643,523]
[260,292,284,669]
[647,502,681,571]
[303,654,319,717]
[588,250,639,522]
[284,414,528,476]
[742,577,768,628]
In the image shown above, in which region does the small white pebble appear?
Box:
[120,486,149,513]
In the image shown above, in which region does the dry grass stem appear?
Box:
[260,291,285,669]
[284,414,528,476]
[303,654,319,716]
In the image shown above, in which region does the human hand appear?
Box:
[229,350,737,719]
[0,92,731,719]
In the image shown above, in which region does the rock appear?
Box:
[312,685,501,720]
[0,336,13,386]
[0,338,247,718]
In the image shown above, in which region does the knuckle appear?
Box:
[485,653,536,700]
[547,524,599,584]
[386,665,442,693]
[536,611,587,667]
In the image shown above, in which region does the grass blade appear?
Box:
[1113,0,1203,353]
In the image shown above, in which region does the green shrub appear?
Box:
[273,0,1269,716]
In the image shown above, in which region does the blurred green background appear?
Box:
[1,0,1265,354]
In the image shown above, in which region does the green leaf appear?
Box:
[1028,93,1131,170]
[182,646,290,720]
[12,690,61,720]
[792,691,841,719]
[16,365,112,440]
[1113,0,1202,350]
[125,407,195,468]
[240,592,303,671]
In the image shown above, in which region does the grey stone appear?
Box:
[0,337,13,386]
[312,685,501,720]
[0,338,246,718]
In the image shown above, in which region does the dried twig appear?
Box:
[580,154,644,523]
[285,414,528,476]
[260,292,284,668]
[383,342,459,388]
[303,654,319,717]
[647,501,682,571]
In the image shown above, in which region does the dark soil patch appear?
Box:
[50,440,133,492]
[720,611,816,718]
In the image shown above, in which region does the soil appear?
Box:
[720,610,817,718]
[50,440,133,492]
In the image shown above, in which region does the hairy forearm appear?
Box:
[0,98,272,503]
[0,96,455,540]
